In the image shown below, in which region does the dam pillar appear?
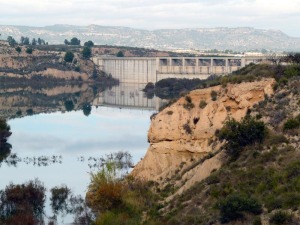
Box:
[195,58,199,73]
[210,58,214,74]
[241,58,246,67]
[225,58,229,73]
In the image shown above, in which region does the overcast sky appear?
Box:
[0,0,300,37]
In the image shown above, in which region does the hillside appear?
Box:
[1,25,300,51]
[141,64,300,225]
[83,63,300,225]
[0,41,116,83]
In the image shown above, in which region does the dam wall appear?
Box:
[93,56,265,83]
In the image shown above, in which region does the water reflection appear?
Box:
[0,82,111,119]
[0,143,12,164]
[0,82,164,120]
[93,83,165,110]
[0,82,159,224]
[2,154,63,167]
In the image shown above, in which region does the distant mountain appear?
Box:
[1,24,300,51]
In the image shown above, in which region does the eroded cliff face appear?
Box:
[132,79,275,186]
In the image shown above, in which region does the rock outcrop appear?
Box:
[132,79,275,186]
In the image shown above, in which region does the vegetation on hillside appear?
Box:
[148,65,300,225]
[86,59,300,224]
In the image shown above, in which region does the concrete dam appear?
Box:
[93,56,265,84]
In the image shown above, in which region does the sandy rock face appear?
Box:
[131,79,275,182]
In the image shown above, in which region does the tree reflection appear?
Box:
[82,103,92,117]
[0,143,12,164]
[0,118,12,165]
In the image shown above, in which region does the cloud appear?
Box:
[0,0,300,36]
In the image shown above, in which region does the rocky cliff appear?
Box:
[132,79,275,189]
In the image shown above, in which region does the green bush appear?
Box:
[64,51,74,62]
[15,46,21,54]
[269,211,292,225]
[284,65,300,78]
[210,90,218,101]
[183,96,195,110]
[199,100,207,109]
[185,95,192,103]
[283,118,300,130]
[218,193,262,223]
[116,51,124,57]
[217,116,266,158]
[82,47,91,58]
[26,47,33,54]
[183,123,192,134]
[253,217,262,225]
[84,40,94,48]
[264,133,288,146]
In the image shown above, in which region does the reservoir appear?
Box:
[0,82,161,224]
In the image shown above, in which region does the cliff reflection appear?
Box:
[0,82,164,120]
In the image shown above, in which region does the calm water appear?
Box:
[0,82,162,224]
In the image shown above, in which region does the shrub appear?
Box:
[217,116,266,158]
[50,185,71,214]
[167,110,173,115]
[199,100,207,109]
[86,162,123,212]
[86,154,157,224]
[74,66,80,72]
[0,179,46,224]
[84,40,94,47]
[26,47,33,54]
[82,47,92,58]
[116,51,124,57]
[269,211,292,225]
[269,110,286,127]
[218,193,262,223]
[183,96,195,110]
[284,65,300,79]
[64,51,74,62]
[283,118,300,130]
[183,123,192,134]
[211,90,218,101]
[15,46,21,54]
[286,161,300,179]
[264,133,289,146]
[185,95,192,103]
[253,217,262,225]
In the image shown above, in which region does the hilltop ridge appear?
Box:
[1,25,300,51]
